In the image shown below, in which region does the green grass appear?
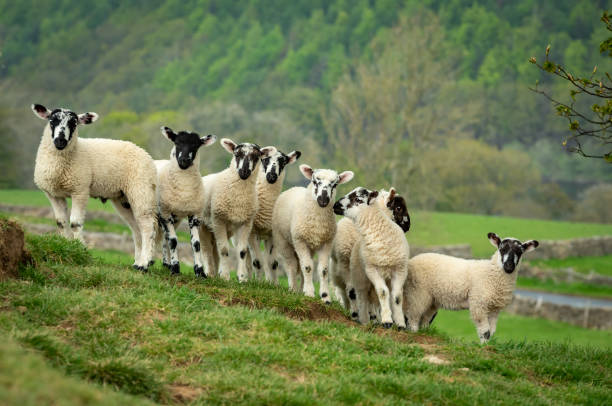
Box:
[529,255,612,277]
[1,235,610,404]
[3,189,612,258]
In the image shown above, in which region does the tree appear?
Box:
[530,12,612,161]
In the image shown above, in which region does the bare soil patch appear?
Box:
[0,218,29,279]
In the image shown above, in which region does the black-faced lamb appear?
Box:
[271,165,354,302]
[154,126,216,276]
[403,233,538,343]
[31,104,157,271]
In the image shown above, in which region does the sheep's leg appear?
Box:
[470,307,492,344]
[316,242,333,304]
[160,215,180,274]
[248,233,265,280]
[355,286,371,325]
[294,241,315,297]
[110,199,142,265]
[69,194,89,242]
[420,307,439,329]
[199,224,217,277]
[136,213,156,271]
[488,311,500,338]
[233,222,253,283]
[44,193,71,238]
[188,216,206,278]
[262,239,276,283]
[390,271,407,329]
[366,268,393,328]
[213,221,232,280]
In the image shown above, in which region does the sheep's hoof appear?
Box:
[370,315,377,321]
[170,264,180,275]
[194,265,205,277]
[351,312,358,319]
[382,322,393,329]
[132,264,148,273]
[148,259,155,267]
[162,262,171,270]
[397,326,406,332]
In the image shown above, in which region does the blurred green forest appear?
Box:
[0,0,610,221]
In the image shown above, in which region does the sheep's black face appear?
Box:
[31,104,98,151]
[488,233,539,274]
[234,143,262,180]
[388,195,410,233]
[312,170,344,208]
[261,150,301,184]
[162,126,216,170]
[334,187,378,216]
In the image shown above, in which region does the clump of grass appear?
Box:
[25,234,92,266]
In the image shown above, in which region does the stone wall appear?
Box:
[528,236,612,260]
[506,295,612,330]
[520,264,612,287]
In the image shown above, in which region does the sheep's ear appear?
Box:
[32,104,51,120]
[488,232,501,248]
[338,171,354,185]
[260,146,277,157]
[161,126,177,142]
[78,112,98,125]
[367,190,379,205]
[287,150,301,164]
[386,187,397,206]
[522,240,539,253]
[221,138,236,153]
[299,164,313,180]
[201,134,216,147]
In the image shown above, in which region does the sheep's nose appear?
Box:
[317,195,330,208]
[54,137,68,150]
[266,171,278,184]
[503,263,515,273]
[178,159,191,169]
[239,168,251,180]
[333,201,344,215]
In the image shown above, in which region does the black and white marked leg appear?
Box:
[470,307,491,344]
[294,241,315,297]
[234,222,253,283]
[69,194,89,243]
[213,222,231,280]
[161,215,180,275]
[316,242,333,304]
[390,271,407,329]
[44,192,70,238]
[366,267,393,328]
[248,233,266,280]
[136,213,156,272]
[188,216,206,278]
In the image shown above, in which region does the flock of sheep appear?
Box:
[30,104,539,343]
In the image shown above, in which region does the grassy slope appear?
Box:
[0,235,610,405]
[2,189,612,257]
[529,255,612,277]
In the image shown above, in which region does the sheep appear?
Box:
[333,187,410,328]
[199,139,276,282]
[330,188,411,318]
[271,165,354,302]
[31,104,157,271]
[153,126,216,276]
[248,149,301,282]
[403,233,539,343]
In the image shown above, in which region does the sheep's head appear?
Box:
[261,150,301,184]
[221,138,276,180]
[31,104,98,151]
[301,165,353,208]
[488,233,539,274]
[379,188,411,233]
[161,126,216,170]
[333,186,378,218]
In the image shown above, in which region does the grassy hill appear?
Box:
[0,234,610,405]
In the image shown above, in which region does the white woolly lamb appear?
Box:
[333,187,410,328]
[200,139,276,282]
[154,126,216,276]
[331,188,410,319]
[31,104,157,271]
[248,149,301,282]
[403,233,539,343]
[271,164,354,302]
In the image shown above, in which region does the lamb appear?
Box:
[31,104,158,271]
[248,149,301,282]
[271,165,354,302]
[330,188,410,317]
[154,126,216,276]
[403,233,539,343]
[333,187,410,328]
[199,139,276,282]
